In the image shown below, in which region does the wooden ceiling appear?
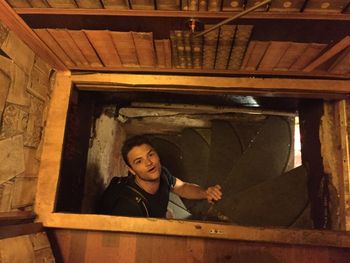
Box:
[3,0,350,79]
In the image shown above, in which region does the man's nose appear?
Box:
[145,158,153,166]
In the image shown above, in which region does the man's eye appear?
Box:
[135,160,141,165]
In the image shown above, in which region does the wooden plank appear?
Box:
[274,42,308,71]
[0,223,43,239]
[75,0,103,8]
[336,100,350,230]
[67,30,103,67]
[67,64,349,79]
[39,212,350,248]
[157,0,180,10]
[28,0,50,7]
[34,72,72,218]
[6,0,31,8]
[328,46,350,75]
[129,0,155,9]
[11,8,350,20]
[48,28,89,66]
[101,0,129,9]
[84,30,122,67]
[303,36,350,72]
[258,41,291,71]
[53,229,350,263]
[0,1,67,70]
[242,41,270,71]
[110,31,139,67]
[71,73,350,95]
[0,211,35,226]
[46,0,77,8]
[34,28,75,67]
[290,43,327,71]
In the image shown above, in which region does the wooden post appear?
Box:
[35,71,72,221]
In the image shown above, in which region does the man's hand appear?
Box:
[206,185,222,203]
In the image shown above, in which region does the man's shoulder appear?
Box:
[97,175,150,216]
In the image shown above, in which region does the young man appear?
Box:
[98,135,222,218]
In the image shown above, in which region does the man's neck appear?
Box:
[134,176,160,194]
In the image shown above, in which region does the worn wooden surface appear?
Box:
[72,73,350,98]
[35,71,71,218]
[50,228,350,263]
[320,100,350,230]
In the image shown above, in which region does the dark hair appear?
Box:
[121,135,154,166]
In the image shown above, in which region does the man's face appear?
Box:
[127,144,161,182]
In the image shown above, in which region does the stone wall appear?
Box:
[0,21,54,213]
[0,19,56,263]
[0,232,55,263]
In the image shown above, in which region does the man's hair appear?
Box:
[121,135,154,166]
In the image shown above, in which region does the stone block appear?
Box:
[0,235,35,263]
[1,104,29,137]
[7,63,30,107]
[1,31,35,75]
[29,232,51,251]
[34,247,55,263]
[11,177,37,208]
[0,22,9,46]
[0,180,14,212]
[28,56,51,101]
[23,147,40,177]
[24,96,44,148]
[0,68,10,117]
[0,135,25,184]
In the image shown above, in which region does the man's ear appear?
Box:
[128,167,136,175]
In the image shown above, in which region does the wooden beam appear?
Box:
[0,223,43,239]
[35,71,72,218]
[13,9,350,21]
[0,211,35,226]
[70,66,350,80]
[0,1,67,71]
[35,71,350,248]
[337,100,350,230]
[303,36,350,72]
[71,73,350,98]
[40,212,350,249]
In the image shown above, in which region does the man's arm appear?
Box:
[171,177,222,203]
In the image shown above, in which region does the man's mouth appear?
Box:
[148,167,156,173]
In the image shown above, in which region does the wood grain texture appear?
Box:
[303,36,350,72]
[34,72,72,221]
[51,228,350,263]
[72,73,350,95]
[0,1,67,70]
